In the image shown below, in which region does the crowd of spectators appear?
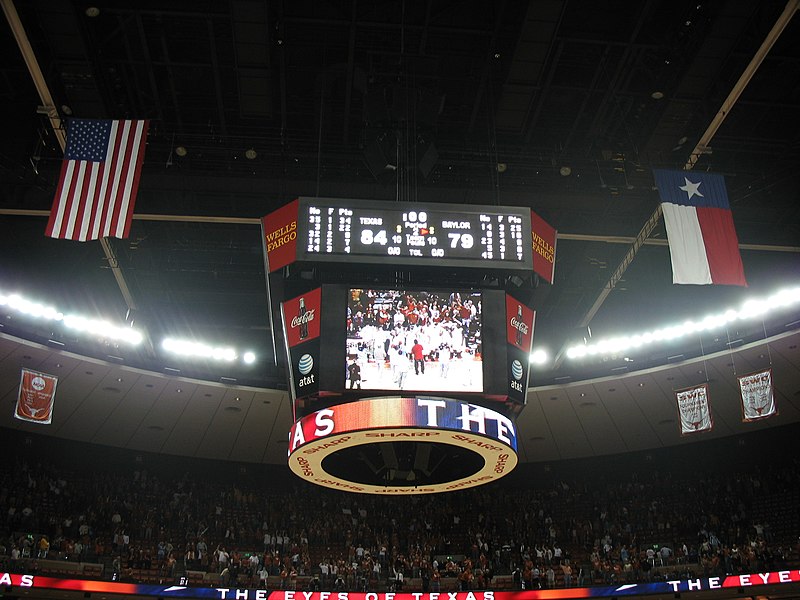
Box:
[1,427,798,592]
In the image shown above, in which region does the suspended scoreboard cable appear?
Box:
[261,198,548,495]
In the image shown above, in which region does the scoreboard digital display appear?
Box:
[294,197,534,271]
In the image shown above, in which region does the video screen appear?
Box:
[346,289,483,392]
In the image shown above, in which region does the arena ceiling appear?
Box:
[0,0,799,464]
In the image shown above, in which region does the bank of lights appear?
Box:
[0,291,143,345]
[162,338,256,365]
[566,286,800,360]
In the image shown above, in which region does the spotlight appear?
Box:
[530,350,548,365]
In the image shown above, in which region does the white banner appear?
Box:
[738,368,777,422]
[14,368,58,425]
[675,383,713,435]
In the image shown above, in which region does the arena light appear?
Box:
[160,340,257,366]
[1,293,63,320]
[0,290,143,345]
[566,285,800,360]
[63,315,143,345]
[162,337,237,362]
[530,349,548,365]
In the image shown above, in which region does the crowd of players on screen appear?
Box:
[1,440,797,592]
[346,290,482,390]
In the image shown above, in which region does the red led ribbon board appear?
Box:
[5,570,800,599]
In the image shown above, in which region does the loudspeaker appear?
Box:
[363,133,397,179]
[417,140,438,179]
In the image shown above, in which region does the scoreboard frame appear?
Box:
[293,197,534,272]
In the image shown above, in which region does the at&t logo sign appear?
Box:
[297,353,315,387]
[510,359,524,392]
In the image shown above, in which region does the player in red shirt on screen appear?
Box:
[411,339,425,375]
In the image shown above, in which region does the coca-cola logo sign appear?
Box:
[505,295,534,351]
[290,309,315,328]
[509,316,529,335]
[283,288,322,348]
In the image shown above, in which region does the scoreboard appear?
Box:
[293,197,534,271]
[260,197,547,495]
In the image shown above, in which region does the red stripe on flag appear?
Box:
[122,120,149,237]
[92,150,114,240]
[45,161,71,237]
[695,206,747,286]
[114,123,135,237]
[113,121,139,237]
[104,122,127,237]
[83,162,101,239]
[73,162,94,240]
[62,163,84,239]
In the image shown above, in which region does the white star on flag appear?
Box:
[679,177,704,200]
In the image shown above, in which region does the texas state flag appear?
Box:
[654,169,746,286]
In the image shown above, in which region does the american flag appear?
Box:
[46,119,149,241]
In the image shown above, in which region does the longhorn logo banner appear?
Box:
[738,368,777,422]
[675,383,713,435]
[15,369,58,424]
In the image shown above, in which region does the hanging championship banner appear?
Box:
[15,369,58,424]
[675,383,713,435]
[738,368,777,422]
